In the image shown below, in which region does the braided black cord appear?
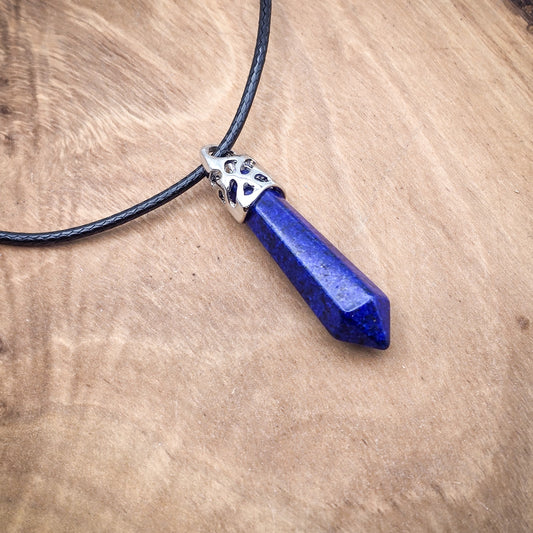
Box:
[0,0,271,246]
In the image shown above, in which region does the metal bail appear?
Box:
[200,145,284,223]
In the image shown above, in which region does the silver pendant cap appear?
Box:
[200,145,284,223]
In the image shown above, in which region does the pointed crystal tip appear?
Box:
[329,293,390,349]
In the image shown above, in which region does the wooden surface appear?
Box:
[0,1,531,531]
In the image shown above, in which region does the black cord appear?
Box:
[0,0,272,246]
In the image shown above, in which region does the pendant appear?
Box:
[201,147,390,349]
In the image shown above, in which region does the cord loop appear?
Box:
[0,0,272,246]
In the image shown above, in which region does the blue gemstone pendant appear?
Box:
[201,147,390,349]
[247,190,390,349]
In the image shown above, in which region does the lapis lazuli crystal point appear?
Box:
[246,189,390,349]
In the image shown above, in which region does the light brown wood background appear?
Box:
[0,0,531,531]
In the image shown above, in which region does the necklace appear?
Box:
[0,0,390,349]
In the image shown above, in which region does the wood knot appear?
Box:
[0,105,11,115]
[0,400,16,423]
[517,315,530,331]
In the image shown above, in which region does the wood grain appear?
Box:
[0,0,531,531]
